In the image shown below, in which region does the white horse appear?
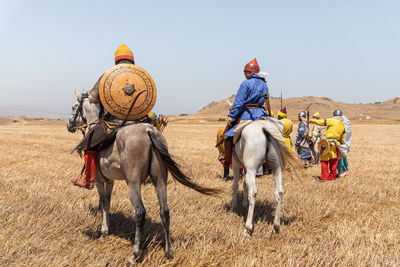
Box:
[67,90,219,263]
[231,120,299,235]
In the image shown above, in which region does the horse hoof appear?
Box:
[243,227,253,236]
[272,224,280,234]
[232,203,237,210]
[165,250,174,260]
[129,255,139,265]
[101,230,109,237]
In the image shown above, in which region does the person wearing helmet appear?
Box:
[332,109,351,177]
[89,44,135,104]
[310,112,326,164]
[295,111,313,167]
[222,58,269,177]
[277,107,293,152]
[309,110,346,181]
[72,44,136,189]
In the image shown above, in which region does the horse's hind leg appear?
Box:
[244,166,257,235]
[95,178,114,237]
[267,141,284,233]
[150,160,173,260]
[127,182,146,263]
[232,151,241,209]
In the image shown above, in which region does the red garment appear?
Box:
[85,151,97,182]
[72,150,97,190]
[320,148,338,180]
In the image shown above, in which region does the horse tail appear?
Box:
[146,128,221,196]
[261,123,302,176]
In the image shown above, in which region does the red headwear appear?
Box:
[278,107,287,118]
[244,58,260,73]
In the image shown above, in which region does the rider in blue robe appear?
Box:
[225,74,269,137]
[223,58,269,177]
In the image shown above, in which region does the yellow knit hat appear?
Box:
[114,44,135,64]
[312,112,320,119]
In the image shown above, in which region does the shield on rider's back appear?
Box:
[99,63,157,120]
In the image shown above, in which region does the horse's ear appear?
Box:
[74,89,81,100]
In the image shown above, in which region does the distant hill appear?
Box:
[195,96,400,122]
[0,105,68,120]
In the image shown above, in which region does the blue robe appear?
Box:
[225,74,269,137]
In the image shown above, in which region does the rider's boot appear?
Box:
[223,139,232,178]
[223,167,229,178]
[72,150,97,190]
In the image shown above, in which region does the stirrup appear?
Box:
[72,177,94,190]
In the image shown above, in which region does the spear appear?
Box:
[280,91,283,109]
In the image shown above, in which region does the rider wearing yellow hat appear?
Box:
[89,44,135,104]
[73,44,136,189]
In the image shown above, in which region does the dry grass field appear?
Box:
[1,119,399,266]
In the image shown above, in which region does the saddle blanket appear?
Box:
[233,117,284,144]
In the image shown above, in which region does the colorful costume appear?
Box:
[310,117,346,180]
[72,44,136,190]
[310,112,325,164]
[277,107,293,152]
[224,80,268,137]
[295,117,312,162]
[334,114,351,176]
[223,58,269,172]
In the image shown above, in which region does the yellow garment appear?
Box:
[278,110,287,118]
[310,118,346,161]
[114,44,134,63]
[217,129,225,156]
[281,118,293,152]
[267,110,274,117]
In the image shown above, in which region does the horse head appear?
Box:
[67,90,89,133]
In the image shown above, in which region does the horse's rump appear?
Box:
[238,120,301,175]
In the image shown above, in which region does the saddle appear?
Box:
[71,121,110,153]
[70,120,139,154]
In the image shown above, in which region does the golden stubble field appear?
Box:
[0,119,399,266]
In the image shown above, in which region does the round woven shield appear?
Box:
[99,64,156,120]
[318,139,330,156]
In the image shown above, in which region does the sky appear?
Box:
[0,0,399,117]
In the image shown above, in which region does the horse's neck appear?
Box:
[84,100,101,128]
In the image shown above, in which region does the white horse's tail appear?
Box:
[260,121,301,175]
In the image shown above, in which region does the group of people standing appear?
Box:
[274,107,351,181]
[294,109,352,181]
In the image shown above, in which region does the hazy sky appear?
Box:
[1,0,399,116]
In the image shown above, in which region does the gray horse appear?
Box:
[67,90,219,263]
